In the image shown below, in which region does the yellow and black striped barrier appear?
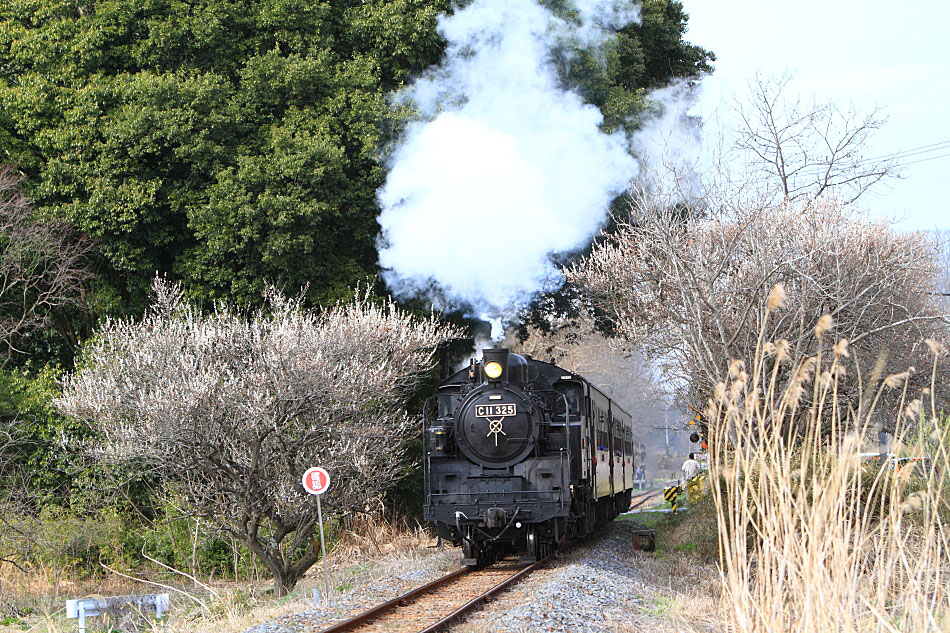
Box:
[686,472,707,504]
[686,471,706,505]
[664,485,679,512]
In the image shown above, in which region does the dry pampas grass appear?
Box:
[706,299,949,633]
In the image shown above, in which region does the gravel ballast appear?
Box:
[455,521,651,633]
[242,548,457,633]
[243,519,674,633]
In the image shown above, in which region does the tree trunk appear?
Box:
[273,566,307,597]
[273,572,291,597]
[240,534,315,597]
[240,537,294,596]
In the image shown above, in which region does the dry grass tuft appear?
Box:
[158,512,453,633]
[707,306,949,632]
[332,511,432,561]
[813,313,833,339]
[766,284,786,312]
[613,552,723,633]
[0,512,453,633]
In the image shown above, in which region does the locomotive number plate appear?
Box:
[475,403,516,417]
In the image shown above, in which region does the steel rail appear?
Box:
[417,557,545,633]
[314,555,547,633]
[629,487,658,503]
[315,566,471,633]
[629,489,664,511]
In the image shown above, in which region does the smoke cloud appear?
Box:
[631,79,704,192]
[377,0,639,339]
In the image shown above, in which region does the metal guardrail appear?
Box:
[66,594,169,633]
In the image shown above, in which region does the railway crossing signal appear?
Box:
[302,467,332,604]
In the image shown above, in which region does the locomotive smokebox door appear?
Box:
[455,390,536,468]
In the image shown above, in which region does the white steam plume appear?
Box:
[377,0,639,340]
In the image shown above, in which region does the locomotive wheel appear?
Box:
[520,527,538,564]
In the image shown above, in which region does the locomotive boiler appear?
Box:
[423,347,637,565]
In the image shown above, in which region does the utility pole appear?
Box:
[664,408,669,448]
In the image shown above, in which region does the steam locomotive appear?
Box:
[423,347,641,564]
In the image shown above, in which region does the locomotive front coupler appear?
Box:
[455,508,523,542]
[449,506,534,527]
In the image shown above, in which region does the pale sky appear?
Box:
[682,0,950,230]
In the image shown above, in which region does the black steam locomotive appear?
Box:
[423,347,639,564]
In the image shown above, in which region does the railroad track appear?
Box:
[629,488,664,510]
[315,556,544,633]
[629,488,657,504]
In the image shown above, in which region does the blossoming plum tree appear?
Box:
[57,280,461,594]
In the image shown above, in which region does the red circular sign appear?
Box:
[302,467,331,495]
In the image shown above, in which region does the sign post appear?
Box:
[302,466,331,605]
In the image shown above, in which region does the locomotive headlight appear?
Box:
[484,361,503,379]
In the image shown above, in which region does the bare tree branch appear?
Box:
[734,73,898,205]
[0,165,94,361]
[568,192,949,423]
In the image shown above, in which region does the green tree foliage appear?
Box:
[0,365,83,506]
[0,0,450,311]
[0,0,710,315]
[557,0,714,131]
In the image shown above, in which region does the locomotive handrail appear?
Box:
[422,395,437,426]
[423,394,435,511]
[556,391,571,511]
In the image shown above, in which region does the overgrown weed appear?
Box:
[0,510,450,633]
[708,287,949,632]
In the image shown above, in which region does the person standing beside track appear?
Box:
[635,464,645,489]
[681,453,700,481]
